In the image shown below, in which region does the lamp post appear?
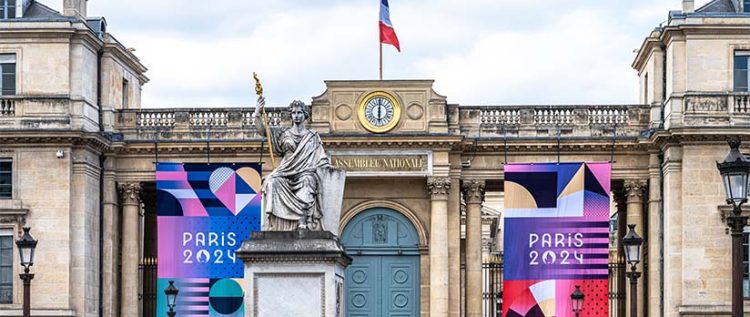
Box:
[165,280,179,317]
[716,138,750,317]
[15,227,37,317]
[622,224,643,317]
[570,285,584,317]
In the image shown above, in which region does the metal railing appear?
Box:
[482,255,503,317]
[609,258,626,317]
[139,257,158,317]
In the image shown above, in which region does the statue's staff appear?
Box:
[253,72,276,168]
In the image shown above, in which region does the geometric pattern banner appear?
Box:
[156,163,262,317]
[502,162,610,317]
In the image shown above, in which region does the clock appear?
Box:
[358,91,401,133]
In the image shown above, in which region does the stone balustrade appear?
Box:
[682,92,750,126]
[0,95,77,130]
[465,104,648,138]
[0,97,16,117]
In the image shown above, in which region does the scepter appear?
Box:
[253,72,276,168]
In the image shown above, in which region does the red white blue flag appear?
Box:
[379,0,400,51]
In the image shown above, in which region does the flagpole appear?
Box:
[379,41,383,80]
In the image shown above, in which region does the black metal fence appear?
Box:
[140,255,626,317]
[139,257,158,317]
[482,256,503,317]
[609,258,626,317]
[480,257,626,317]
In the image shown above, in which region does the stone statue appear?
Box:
[253,96,345,233]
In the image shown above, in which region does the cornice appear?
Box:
[648,128,750,147]
[632,33,663,72]
[0,131,110,152]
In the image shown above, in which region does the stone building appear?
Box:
[0,0,749,316]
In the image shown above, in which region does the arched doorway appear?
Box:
[341,208,421,316]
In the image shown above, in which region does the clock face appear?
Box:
[358,91,401,133]
[364,97,395,127]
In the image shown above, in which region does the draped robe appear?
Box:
[263,126,330,230]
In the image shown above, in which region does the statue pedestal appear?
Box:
[237,230,352,317]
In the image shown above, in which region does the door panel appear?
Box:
[346,255,419,317]
[382,256,418,317]
[346,256,378,316]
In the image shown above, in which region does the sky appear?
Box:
[39,0,712,108]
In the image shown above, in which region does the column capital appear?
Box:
[624,179,647,203]
[461,179,486,204]
[427,177,451,200]
[118,182,142,206]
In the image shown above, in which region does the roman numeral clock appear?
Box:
[358,91,402,133]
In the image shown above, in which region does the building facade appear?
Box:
[0,0,749,316]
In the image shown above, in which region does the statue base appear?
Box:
[237,230,352,317]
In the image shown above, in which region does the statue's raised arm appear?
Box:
[252,96,267,138]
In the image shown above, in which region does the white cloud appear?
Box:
[35,0,705,107]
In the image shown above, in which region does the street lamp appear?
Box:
[165,280,179,317]
[716,138,750,317]
[15,227,37,317]
[570,285,584,317]
[622,224,642,317]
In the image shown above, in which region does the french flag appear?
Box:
[379,0,400,52]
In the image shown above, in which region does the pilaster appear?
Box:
[647,153,663,317]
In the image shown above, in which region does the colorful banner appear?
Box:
[502,162,610,317]
[156,163,262,317]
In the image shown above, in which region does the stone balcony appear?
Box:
[0,95,81,130]
[680,92,750,126]
[2,94,743,141]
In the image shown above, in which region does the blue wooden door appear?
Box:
[345,255,419,317]
[342,208,421,317]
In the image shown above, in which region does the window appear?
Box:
[0,160,10,199]
[0,0,16,19]
[735,52,750,92]
[0,54,15,96]
[0,229,12,303]
[122,79,129,108]
[745,0,750,13]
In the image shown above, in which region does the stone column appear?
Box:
[647,153,663,317]
[462,180,485,317]
[448,169,462,317]
[427,177,451,317]
[624,180,646,317]
[119,182,142,317]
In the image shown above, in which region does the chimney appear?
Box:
[63,0,87,19]
[682,0,695,13]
